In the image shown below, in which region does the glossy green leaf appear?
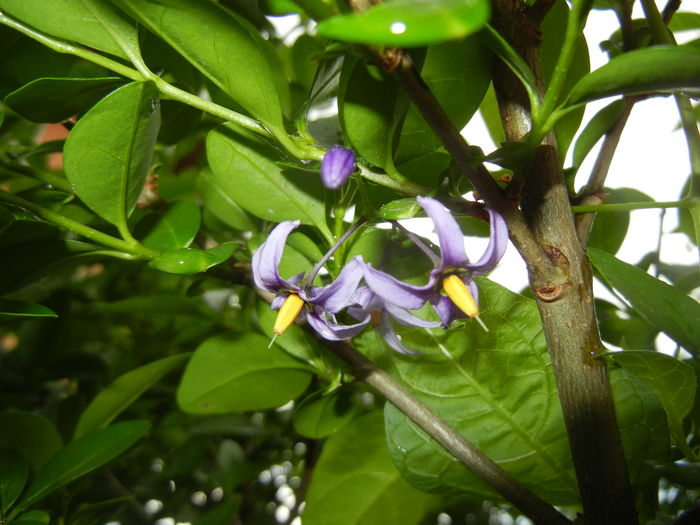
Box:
[566,45,700,107]
[4,77,126,123]
[379,198,421,220]
[0,240,99,294]
[135,201,201,251]
[112,0,289,133]
[75,354,191,438]
[177,332,314,414]
[12,510,50,525]
[0,412,63,471]
[602,351,696,455]
[292,389,356,439]
[0,299,57,324]
[588,247,700,356]
[481,25,538,102]
[339,58,400,171]
[148,243,235,275]
[198,168,256,232]
[0,0,130,59]
[0,449,29,514]
[303,411,438,525]
[14,420,150,512]
[317,0,490,47]
[63,81,161,231]
[0,205,60,249]
[78,0,142,62]
[587,188,653,255]
[572,99,626,168]
[371,278,668,504]
[540,0,590,156]
[206,126,330,238]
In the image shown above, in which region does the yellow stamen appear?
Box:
[272,294,305,336]
[442,274,479,318]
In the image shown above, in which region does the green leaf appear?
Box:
[372,278,668,504]
[0,0,130,59]
[0,412,63,471]
[587,188,653,255]
[572,99,626,168]
[0,299,57,324]
[112,0,289,134]
[317,0,490,47]
[14,420,150,512]
[481,25,538,104]
[4,77,126,123]
[588,247,700,356]
[339,58,400,171]
[601,351,696,456]
[198,168,256,232]
[206,126,330,238]
[566,45,700,107]
[75,354,191,438]
[0,449,29,514]
[379,198,421,220]
[63,81,161,232]
[303,411,437,525]
[0,240,99,294]
[12,510,50,525]
[135,201,201,251]
[0,205,60,249]
[148,243,235,275]
[177,332,314,414]
[78,0,142,63]
[292,389,356,439]
[90,294,208,316]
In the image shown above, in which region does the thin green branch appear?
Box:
[572,199,693,213]
[0,160,73,193]
[0,190,159,259]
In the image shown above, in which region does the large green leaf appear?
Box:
[134,200,201,251]
[4,77,126,123]
[303,411,438,525]
[112,0,288,134]
[0,0,130,59]
[198,168,256,232]
[63,81,161,232]
[0,449,29,514]
[14,420,150,512]
[368,278,668,504]
[0,299,57,325]
[177,332,314,414]
[0,412,63,471]
[148,243,235,275]
[78,0,142,62]
[317,0,490,47]
[588,247,700,356]
[566,45,700,107]
[292,389,356,439]
[206,126,330,238]
[602,351,696,456]
[75,354,191,438]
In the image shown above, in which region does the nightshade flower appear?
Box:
[321,147,355,189]
[363,197,508,328]
[252,220,368,341]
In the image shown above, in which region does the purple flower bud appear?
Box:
[321,147,355,189]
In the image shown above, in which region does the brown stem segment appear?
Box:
[331,341,572,525]
[490,1,638,523]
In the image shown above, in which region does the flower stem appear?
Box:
[572,199,692,213]
[304,217,367,286]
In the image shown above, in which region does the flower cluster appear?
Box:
[252,197,507,354]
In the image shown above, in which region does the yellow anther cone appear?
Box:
[442,274,479,318]
[273,294,305,335]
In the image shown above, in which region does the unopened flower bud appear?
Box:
[321,147,355,190]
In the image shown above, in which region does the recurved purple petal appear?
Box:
[363,264,433,310]
[431,294,460,328]
[307,257,364,313]
[417,196,468,268]
[467,208,508,276]
[252,220,301,292]
[384,302,441,328]
[377,310,418,355]
[306,310,369,340]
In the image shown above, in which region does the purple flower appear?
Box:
[252,220,368,340]
[348,286,440,354]
[363,197,508,328]
[321,147,355,189]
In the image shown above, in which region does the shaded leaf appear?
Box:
[75,354,191,438]
[198,167,256,232]
[0,299,57,325]
[588,247,700,356]
[303,411,438,525]
[0,412,63,471]
[566,45,700,107]
[0,449,29,514]
[177,332,314,414]
[63,81,161,231]
[15,420,150,512]
[293,389,356,439]
[12,510,50,525]
[148,243,235,275]
[4,77,126,123]
[317,0,490,47]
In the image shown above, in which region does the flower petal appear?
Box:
[307,256,364,313]
[363,264,433,310]
[417,196,468,268]
[384,302,441,328]
[377,310,419,354]
[252,220,301,292]
[306,309,369,340]
[431,294,460,327]
[321,147,355,190]
[467,208,508,276]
